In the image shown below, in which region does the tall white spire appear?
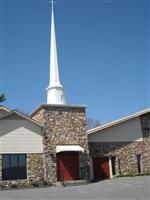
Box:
[47,0,65,104]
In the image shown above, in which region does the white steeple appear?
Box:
[47,0,65,104]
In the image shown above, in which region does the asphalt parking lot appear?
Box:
[1,176,150,200]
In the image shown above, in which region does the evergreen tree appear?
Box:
[0,94,6,103]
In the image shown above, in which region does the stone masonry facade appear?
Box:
[0,155,2,182]
[140,113,150,173]
[89,113,150,177]
[31,104,89,184]
[27,153,44,182]
[1,108,149,185]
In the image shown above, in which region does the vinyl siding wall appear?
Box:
[88,117,143,142]
[0,119,43,153]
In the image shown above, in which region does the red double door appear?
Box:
[93,157,110,180]
[57,152,80,181]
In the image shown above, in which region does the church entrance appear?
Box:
[57,152,80,181]
[93,157,110,180]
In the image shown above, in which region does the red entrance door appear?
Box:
[57,152,80,181]
[93,157,110,180]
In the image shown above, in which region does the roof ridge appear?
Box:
[0,105,10,112]
[87,108,150,135]
[0,109,43,127]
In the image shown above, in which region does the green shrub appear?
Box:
[32,181,41,187]
[11,184,18,188]
[42,180,49,186]
[0,184,7,189]
[137,172,150,176]
[117,172,150,178]
[0,180,52,190]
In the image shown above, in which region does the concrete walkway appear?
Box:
[1,176,150,200]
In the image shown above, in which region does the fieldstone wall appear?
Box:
[89,141,145,175]
[0,155,2,182]
[1,179,29,186]
[89,113,150,177]
[140,113,150,173]
[27,153,44,182]
[142,135,150,173]
[31,104,89,184]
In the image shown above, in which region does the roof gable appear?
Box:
[0,110,43,128]
[87,108,150,135]
[0,106,10,116]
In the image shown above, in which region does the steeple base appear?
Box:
[47,85,65,105]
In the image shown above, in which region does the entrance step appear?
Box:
[56,179,89,187]
[64,179,89,187]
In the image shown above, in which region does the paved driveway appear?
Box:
[1,176,150,200]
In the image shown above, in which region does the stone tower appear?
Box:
[31,1,89,184]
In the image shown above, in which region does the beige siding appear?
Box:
[88,117,143,142]
[0,119,43,153]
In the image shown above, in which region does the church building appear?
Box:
[0,1,89,186]
[88,109,150,180]
[0,2,150,187]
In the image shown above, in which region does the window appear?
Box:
[2,154,27,180]
[136,154,142,174]
[111,156,116,176]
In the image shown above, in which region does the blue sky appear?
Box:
[0,0,149,124]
